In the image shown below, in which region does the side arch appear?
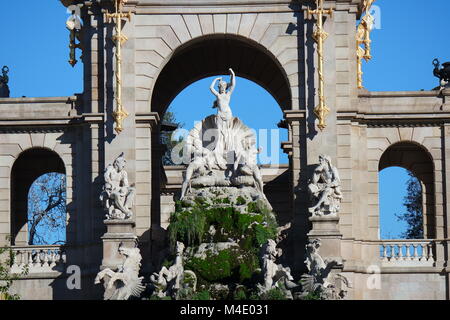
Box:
[10,147,66,245]
[378,141,435,238]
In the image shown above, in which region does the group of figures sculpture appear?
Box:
[96,68,348,300]
[180,69,267,205]
[100,152,136,220]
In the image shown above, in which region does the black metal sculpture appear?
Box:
[0,66,10,98]
[433,59,450,88]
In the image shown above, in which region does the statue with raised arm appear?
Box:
[100,153,136,220]
[308,155,343,216]
[179,68,271,209]
[210,68,236,153]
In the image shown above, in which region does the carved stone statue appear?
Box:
[180,68,270,206]
[100,153,136,220]
[433,59,450,89]
[308,154,342,216]
[0,66,10,98]
[210,68,236,155]
[150,242,197,298]
[258,239,297,299]
[95,243,145,300]
[300,239,349,300]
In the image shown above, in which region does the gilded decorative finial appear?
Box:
[356,0,376,89]
[105,0,132,134]
[308,0,333,131]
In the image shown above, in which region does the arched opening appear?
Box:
[11,148,66,245]
[151,36,294,264]
[163,76,289,166]
[151,35,292,116]
[378,142,434,239]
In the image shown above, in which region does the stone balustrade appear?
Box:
[378,240,434,264]
[10,245,66,274]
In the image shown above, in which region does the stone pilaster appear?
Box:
[308,216,342,260]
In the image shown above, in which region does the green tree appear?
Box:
[161,109,184,166]
[396,172,424,239]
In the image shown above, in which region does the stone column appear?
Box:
[441,123,450,289]
[283,110,307,272]
[135,112,160,272]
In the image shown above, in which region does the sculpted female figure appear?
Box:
[210,68,236,154]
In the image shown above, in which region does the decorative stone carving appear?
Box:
[308,154,343,216]
[433,58,450,89]
[150,242,197,298]
[95,242,145,300]
[300,239,349,300]
[257,239,298,299]
[100,153,136,220]
[180,68,269,206]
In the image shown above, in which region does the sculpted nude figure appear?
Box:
[210,68,236,154]
[101,153,136,219]
[308,154,342,216]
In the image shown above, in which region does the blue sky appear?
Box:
[1,0,449,240]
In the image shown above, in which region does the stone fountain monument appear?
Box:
[150,69,294,299]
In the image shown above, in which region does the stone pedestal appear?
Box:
[307,215,342,260]
[101,220,137,270]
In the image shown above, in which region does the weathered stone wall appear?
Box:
[1,0,449,300]
[349,271,447,300]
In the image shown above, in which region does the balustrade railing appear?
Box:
[378,240,434,264]
[10,245,66,274]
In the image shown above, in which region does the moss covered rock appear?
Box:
[166,186,279,299]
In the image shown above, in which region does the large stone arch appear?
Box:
[364,126,444,240]
[133,11,300,114]
[0,131,76,247]
[150,34,293,115]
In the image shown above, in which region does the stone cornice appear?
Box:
[135,112,160,128]
[337,111,450,127]
[0,96,78,104]
[283,110,306,122]
[0,113,104,131]
[359,90,441,98]
[131,1,361,14]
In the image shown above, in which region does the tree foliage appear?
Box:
[0,243,26,300]
[396,172,424,239]
[28,173,66,245]
[161,109,184,166]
